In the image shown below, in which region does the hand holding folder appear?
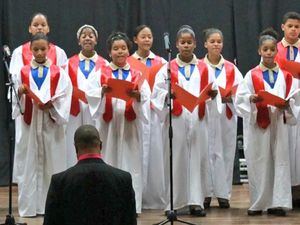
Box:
[105,78,135,102]
[257,90,287,108]
[219,84,238,97]
[23,84,54,110]
[173,83,213,112]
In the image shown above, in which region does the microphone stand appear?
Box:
[1,51,26,225]
[153,37,196,225]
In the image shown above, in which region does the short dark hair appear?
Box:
[30,32,49,44]
[176,25,196,41]
[74,125,101,150]
[282,11,300,24]
[106,31,132,53]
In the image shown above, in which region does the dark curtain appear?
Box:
[0,0,300,184]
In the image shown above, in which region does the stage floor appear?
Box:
[0,184,299,225]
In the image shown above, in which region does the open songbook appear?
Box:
[257,88,300,106]
[219,84,238,97]
[23,84,64,105]
[105,72,146,102]
[173,83,213,112]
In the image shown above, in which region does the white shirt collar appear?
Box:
[259,62,279,73]
[281,38,300,48]
[204,54,224,70]
[132,51,155,60]
[175,54,198,67]
[30,58,51,69]
[78,51,98,63]
[109,62,130,71]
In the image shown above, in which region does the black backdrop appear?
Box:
[0,0,299,184]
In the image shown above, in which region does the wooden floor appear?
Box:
[0,184,300,225]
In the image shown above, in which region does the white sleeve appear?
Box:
[55,45,68,67]
[49,68,72,124]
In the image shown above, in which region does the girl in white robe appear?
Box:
[152,25,217,217]
[12,33,72,217]
[65,25,108,167]
[235,28,300,216]
[9,13,67,185]
[130,25,167,209]
[201,28,243,209]
[86,32,150,214]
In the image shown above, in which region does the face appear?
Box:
[204,33,223,57]
[176,33,196,61]
[29,14,50,35]
[30,39,49,63]
[78,28,97,52]
[110,39,129,67]
[258,39,277,68]
[281,19,300,43]
[134,27,153,51]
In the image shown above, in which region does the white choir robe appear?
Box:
[205,63,243,200]
[85,68,151,213]
[12,66,72,217]
[285,50,300,186]
[151,62,215,210]
[130,52,168,209]
[235,68,300,211]
[9,43,67,183]
[64,56,108,167]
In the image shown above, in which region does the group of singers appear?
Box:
[8,11,300,218]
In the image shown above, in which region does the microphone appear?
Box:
[3,45,11,58]
[163,32,170,51]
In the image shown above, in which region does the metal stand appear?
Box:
[1,48,26,225]
[153,35,196,225]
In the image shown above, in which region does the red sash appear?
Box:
[170,59,209,119]
[223,61,235,119]
[68,54,107,116]
[22,42,57,65]
[276,42,288,60]
[251,66,292,129]
[100,66,139,122]
[21,65,60,125]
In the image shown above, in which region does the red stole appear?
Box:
[21,65,60,125]
[170,59,209,119]
[251,66,292,129]
[151,55,164,67]
[276,42,288,60]
[22,42,57,65]
[100,66,139,123]
[223,61,235,119]
[68,54,107,116]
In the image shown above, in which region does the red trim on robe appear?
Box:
[21,65,60,125]
[170,59,209,119]
[251,66,292,129]
[224,61,235,119]
[68,54,107,116]
[22,42,57,65]
[100,65,139,123]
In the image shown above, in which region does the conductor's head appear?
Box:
[74,125,101,155]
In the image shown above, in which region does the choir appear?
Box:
[8,11,300,218]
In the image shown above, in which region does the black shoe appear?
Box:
[247,210,263,216]
[203,197,211,209]
[218,198,230,208]
[267,208,286,216]
[190,206,206,217]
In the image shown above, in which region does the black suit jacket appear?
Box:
[43,158,137,225]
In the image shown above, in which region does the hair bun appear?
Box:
[260,27,278,41]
